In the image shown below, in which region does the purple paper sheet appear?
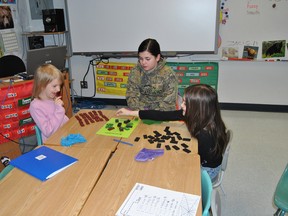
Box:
[135,148,164,162]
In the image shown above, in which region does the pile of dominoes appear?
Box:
[134,126,192,153]
[75,110,109,127]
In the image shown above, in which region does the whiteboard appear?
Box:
[65,0,220,56]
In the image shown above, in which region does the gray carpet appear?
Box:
[220,110,288,216]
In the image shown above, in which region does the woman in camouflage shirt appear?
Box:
[126,38,178,111]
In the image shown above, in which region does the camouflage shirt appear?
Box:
[126,59,178,111]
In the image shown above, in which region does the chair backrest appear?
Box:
[34,125,43,145]
[221,130,233,171]
[0,55,26,78]
[201,169,213,216]
[274,163,288,213]
[212,129,232,188]
[0,165,14,180]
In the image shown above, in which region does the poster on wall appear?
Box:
[0,5,14,29]
[0,4,19,55]
[96,62,135,96]
[96,62,218,98]
[167,62,219,97]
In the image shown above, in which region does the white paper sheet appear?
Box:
[1,31,19,52]
[116,183,200,216]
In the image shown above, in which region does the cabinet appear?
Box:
[0,79,34,171]
[0,79,35,144]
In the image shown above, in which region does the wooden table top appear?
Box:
[45,109,120,151]
[0,146,112,216]
[79,147,202,216]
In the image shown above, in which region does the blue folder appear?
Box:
[10,146,78,181]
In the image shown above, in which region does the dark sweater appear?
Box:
[139,110,222,168]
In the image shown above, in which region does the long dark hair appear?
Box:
[138,38,163,58]
[184,84,229,157]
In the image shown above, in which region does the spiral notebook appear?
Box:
[10,146,78,181]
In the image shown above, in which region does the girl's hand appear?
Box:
[54,96,64,106]
[116,108,131,116]
[116,108,139,117]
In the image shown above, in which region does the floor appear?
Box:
[219,110,288,216]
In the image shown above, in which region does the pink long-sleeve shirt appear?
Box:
[29,98,69,142]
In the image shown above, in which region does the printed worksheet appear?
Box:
[116,183,200,216]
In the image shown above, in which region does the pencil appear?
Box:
[113,139,134,146]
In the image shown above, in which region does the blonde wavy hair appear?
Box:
[32,64,64,99]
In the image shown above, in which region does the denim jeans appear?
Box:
[201,165,221,181]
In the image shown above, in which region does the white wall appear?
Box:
[70,55,288,105]
[217,61,288,105]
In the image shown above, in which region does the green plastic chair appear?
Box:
[274,163,288,216]
[201,169,212,216]
[34,125,43,146]
[0,165,14,180]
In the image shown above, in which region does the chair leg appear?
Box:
[211,189,221,216]
[273,209,279,216]
[274,208,286,216]
[219,185,226,196]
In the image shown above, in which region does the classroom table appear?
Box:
[0,146,111,216]
[79,147,202,216]
[0,109,202,216]
[45,109,120,151]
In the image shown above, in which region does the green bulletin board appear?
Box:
[167,62,219,96]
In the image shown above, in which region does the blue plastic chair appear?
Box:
[0,165,14,180]
[274,163,288,216]
[201,169,212,216]
[34,125,43,146]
